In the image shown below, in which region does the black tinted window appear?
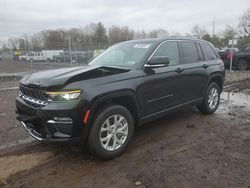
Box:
[153,41,180,65]
[200,43,218,60]
[180,42,199,63]
[197,43,205,61]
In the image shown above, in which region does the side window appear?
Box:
[180,41,199,63]
[197,43,205,61]
[200,43,218,61]
[152,41,180,66]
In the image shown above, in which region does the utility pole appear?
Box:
[226,25,238,72]
[229,38,234,72]
[75,41,77,64]
[69,36,72,64]
[212,16,215,38]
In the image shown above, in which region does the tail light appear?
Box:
[227,52,232,60]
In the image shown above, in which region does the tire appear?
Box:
[237,59,248,70]
[198,82,220,114]
[87,105,134,160]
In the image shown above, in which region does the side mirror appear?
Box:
[145,56,170,68]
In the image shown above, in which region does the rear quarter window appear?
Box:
[200,43,218,61]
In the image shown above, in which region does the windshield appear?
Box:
[89,42,152,68]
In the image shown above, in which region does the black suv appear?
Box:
[16,37,225,159]
[233,44,250,70]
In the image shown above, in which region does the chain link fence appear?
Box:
[0,41,107,65]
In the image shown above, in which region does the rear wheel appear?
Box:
[87,105,134,159]
[198,82,220,114]
[237,59,248,70]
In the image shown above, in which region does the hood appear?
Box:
[20,65,129,88]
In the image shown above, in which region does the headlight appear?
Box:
[46,90,82,101]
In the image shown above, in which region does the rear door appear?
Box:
[178,41,208,102]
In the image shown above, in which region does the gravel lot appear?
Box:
[0,61,249,187]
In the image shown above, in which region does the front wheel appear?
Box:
[87,105,134,159]
[198,82,220,114]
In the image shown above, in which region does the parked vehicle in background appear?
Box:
[218,48,238,69]
[42,50,63,62]
[93,49,105,58]
[18,51,43,62]
[28,52,44,62]
[53,50,93,63]
[233,44,250,70]
[16,37,225,159]
[72,51,94,63]
[19,50,65,62]
[19,52,30,61]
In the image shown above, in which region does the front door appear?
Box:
[140,41,187,116]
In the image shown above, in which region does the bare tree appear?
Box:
[109,26,134,45]
[147,29,169,38]
[94,22,108,49]
[134,30,147,39]
[7,38,19,50]
[238,8,250,37]
[191,25,208,39]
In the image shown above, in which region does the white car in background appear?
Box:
[19,50,64,62]
[42,50,63,61]
[19,52,43,62]
[28,52,44,62]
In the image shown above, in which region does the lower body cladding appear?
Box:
[16,96,90,142]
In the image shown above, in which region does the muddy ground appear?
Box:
[0,61,249,188]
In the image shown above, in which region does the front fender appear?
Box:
[88,89,141,123]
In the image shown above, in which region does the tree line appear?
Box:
[1,8,249,51]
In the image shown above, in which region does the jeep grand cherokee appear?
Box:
[16,37,225,159]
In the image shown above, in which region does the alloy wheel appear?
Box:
[208,87,219,110]
[238,61,247,70]
[99,114,128,151]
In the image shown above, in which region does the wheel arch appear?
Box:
[88,90,141,127]
[207,73,224,93]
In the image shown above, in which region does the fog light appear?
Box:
[53,117,72,121]
[47,117,72,124]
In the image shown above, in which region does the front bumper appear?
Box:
[16,96,90,142]
[20,121,73,142]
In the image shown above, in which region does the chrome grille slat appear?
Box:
[19,85,47,107]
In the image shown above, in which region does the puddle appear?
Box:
[221,92,250,107]
[0,151,56,182]
[0,137,35,152]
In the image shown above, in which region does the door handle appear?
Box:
[202,64,208,69]
[175,68,184,73]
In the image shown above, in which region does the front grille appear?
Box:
[19,84,47,107]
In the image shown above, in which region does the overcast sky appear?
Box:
[0,0,249,41]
